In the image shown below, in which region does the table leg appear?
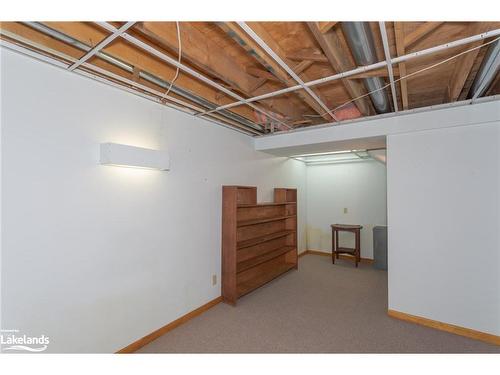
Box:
[355,229,360,267]
[331,229,335,264]
[335,231,339,259]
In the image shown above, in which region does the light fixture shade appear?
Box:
[100,143,170,170]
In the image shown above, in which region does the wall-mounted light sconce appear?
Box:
[100,143,170,171]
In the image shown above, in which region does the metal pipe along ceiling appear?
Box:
[469,40,500,99]
[22,22,262,132]
[341,22,391,113]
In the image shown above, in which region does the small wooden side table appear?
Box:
[331,224,363,268]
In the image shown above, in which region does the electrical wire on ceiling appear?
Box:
[320,36,500,119]
[162,21,182,99]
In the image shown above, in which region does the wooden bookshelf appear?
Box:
[222,186,298,305]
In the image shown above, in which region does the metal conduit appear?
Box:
[341,22,391,113]
[469,40,500,99]
[23,22,262,132]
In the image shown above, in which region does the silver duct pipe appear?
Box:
[23,22,262,132]
[468,40,500,99]
[341,22,391,113]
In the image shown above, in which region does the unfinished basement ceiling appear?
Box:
[1,21,499,136]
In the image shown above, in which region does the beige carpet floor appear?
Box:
[137,254,500,353]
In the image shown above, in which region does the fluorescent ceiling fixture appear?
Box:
[290,150,362,158]
[100,143,170,171]
[292,150,380,165]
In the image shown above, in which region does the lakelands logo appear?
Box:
[0,329,50,352]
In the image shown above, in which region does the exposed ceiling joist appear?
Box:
[404,22,444,48]
[218,22,334,122]
[97,21,292,130]
[307,21,373,116]
[347,66,400,79]
[394,22,409,109]
[294,60,314,74]
[379,21,399,112]
[135,22,300,121]
[246,66,281,82]
[39,21,259,124]
[446,24,484,102]
[286,48,329,62]
[68,22,135,71]
[238,21,338,121]
[3,21,499,136]
[204,27,500,116]
[0,32,262,136]
[318,22,338,34]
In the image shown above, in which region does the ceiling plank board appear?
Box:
[404,22,444,48]
[137,22,260,96]
[394,22,409,110]
[307,21,373,116]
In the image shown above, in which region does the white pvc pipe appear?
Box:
[237,22,339,121]
[378,21,399,112]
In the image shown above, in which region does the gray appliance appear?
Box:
[373,226,388,270]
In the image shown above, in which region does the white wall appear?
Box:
[254,98,500,156]
[387,122,500,336]
[0,48,307,353]
[306,161,387,259]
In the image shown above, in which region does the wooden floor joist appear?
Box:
[2,21,499,133]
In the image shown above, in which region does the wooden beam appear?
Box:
[286,48,329,63]
[293,60,314,74]
[318,22,338,34]
[404,22,444,48]
[347,66,400,79]
[446,24,483,102]
[218,22,334,121]
[394,22,409,110]
[290,119,312,126]
[248,77,268,93]
[246,66,281,82]
[247,61,312,81]
[307,22,373,116]
[247,61,312,94]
